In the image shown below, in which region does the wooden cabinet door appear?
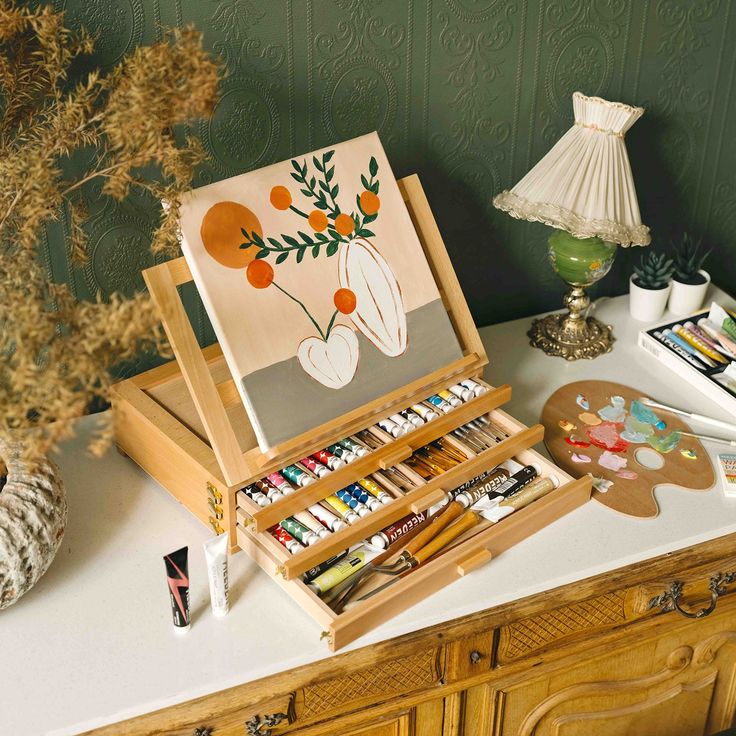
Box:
[494,609,736,736]
[341,714,412,736]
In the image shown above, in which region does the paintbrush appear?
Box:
[640,397,736,436]
[678,430,736,447]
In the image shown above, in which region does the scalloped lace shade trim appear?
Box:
[493,191,651,246]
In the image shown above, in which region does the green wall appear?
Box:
[43,0,736,374]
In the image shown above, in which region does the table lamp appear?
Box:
[493,91,651,360]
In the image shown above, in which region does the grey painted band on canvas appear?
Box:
[242,299,463,448]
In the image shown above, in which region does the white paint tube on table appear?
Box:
[203,532,230,618]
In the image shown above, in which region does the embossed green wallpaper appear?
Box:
[39,0,736,373]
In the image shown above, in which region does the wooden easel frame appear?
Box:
[142,174,488,487]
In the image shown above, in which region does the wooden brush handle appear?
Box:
[413,511,479,565]
[404,501,463,556]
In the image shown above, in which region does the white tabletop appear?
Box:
[3,290,736,736]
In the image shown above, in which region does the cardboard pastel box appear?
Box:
[637,311,736,417]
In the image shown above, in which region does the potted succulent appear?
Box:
[629,250,674,321]
[668,233,711,315]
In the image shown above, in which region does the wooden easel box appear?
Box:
[111,174,592,650]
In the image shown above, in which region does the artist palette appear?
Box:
[542,380,715,518]
[112,175,592,651]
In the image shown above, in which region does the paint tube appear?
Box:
[309,503,348,531]
[438,389,462,407]
[272,525,304,554]
[370,511,426,549]
[203,533,229,618]
[335,488,371,517]
[377,417,405,437]
[242,484,270,507]
[654,330,708,370]
[294,509,332,539]
[388,414,415,433]
[698,318,736,357]
[425,395,453,413]
[322,495,361,524]
[338,437,370,456]
[254,479,284,502]
[448,383,473,402]
[400,409,424,427]
[358,477,394,504]
[460,378,486,396]
[282,464,313,486]
[470,465,539,512]
[163,546,190,633]
[411,403,438,421]
[266,471,295,494]
[454,468,510,508]
[345,483,382,511]
[307,547,381,595]
[479,477,557,523]
[327,444,358,462]
[281,517,320,546]
[298,457,331,477]
[302,551,349,583]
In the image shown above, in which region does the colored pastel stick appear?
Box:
[685,321,734,359]
[661,329,711,368]
[675,324,728,364]
[313,449,344,470]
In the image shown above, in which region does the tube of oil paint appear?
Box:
[203,533,229,618]
[307,547,380,595]
[163,546,190,633]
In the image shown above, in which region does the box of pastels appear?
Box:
[638,302,736,417]
[111,175,592,651]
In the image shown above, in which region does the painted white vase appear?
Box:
[668,270,711,316]
[629,275,671,322]
[297,325,359,389]
[338,237,407,357]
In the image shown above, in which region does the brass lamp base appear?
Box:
[528,312,614,361]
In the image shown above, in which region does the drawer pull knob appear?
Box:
[649,572,736,619]
[470,649,483,664]
[245,712,287,735]
[194,729,213,736]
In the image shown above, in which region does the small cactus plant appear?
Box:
[672,232,710,284]
[633,250,674,290]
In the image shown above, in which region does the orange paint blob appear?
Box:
[308,210,328,232]
[246,259,274,289]
[334,213,355,236]
[359,190,380,215]
[334,288,357,314]
[200,201,262,269]
[270,185,292,210]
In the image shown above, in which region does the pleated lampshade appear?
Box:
[494,91,651,246]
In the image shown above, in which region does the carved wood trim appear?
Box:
[299,647,442,720]
[548,674,716,736]
[497,590,628,663]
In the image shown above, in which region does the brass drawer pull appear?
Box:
[648,572,736,619]
[194,729,213,736]
[245,712,287,735]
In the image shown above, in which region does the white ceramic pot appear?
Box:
[668,269,711,316]
[629,275,671,322]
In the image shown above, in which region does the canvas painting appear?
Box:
[178,132,463,450]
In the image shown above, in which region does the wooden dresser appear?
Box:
[87,531,736,736]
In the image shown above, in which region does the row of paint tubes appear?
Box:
[237,378,495,554]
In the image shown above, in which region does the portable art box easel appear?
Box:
[111,174,592,651]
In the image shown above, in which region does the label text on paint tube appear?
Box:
[371,511,426,548]
[307,548,380,594]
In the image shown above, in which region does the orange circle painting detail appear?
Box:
[270,185,292,210]
[360,190,380,215]
[246,259,274,289]
[308,210,328,232]
[334,213,355,236]
[334,288,356,314]
[200,201,262,269]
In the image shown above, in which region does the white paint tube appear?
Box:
[203,532,230,618]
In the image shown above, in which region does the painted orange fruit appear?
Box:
[334,213,355,236]
[334,288,356,314]
[308,210,328,232]
[270,185,292,210]
[246,259,274,289]
[359,190,380,215]
[200,201,262,269]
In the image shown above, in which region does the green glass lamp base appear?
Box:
[529,231,617,361]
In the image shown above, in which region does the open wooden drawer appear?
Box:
[111,173,592,652]
[234,384,591,650]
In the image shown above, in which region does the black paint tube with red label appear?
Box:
[163,546,190,633]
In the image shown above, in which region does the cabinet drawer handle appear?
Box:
[245,712,287,735]
[469,650,483,664]
[648,572,736,619]
[194,729,213,736]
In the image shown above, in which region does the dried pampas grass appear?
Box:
[0,1,221,458]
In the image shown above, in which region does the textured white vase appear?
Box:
[668,270,711,317]
[0,440,66,609]
[629,275,671,322]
